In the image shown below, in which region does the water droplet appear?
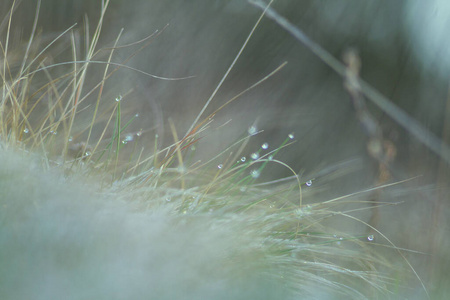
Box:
[68,136,73,142]
[367,235,374,241]
[269,205,274,208]
[115,95,122,102]
[250,169,260,178]
[240,186,247,192]
[122,140,127,144]
[251,152,259,160]
[261,143,269,149]
[23,128,29,133]
[217,164,223,169]
[240,157,246,162]
[125,134,134,142]
[166,198,171,202]
[288,133,294,139]
[84,151,91,157]
[305,180,312,187]
[135,113,139,117]
[50,130,57,135]
[136,130,142,137]
[248,125,257,136]
[268,155,273,160]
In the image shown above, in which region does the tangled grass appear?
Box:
[0,1,428,299]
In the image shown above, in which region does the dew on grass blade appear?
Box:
[241,156,246,162]
[288,133,295,139]
[122,134,134,144]
[23,128,29,133]
[367,235,374,241]
[250,169,260,178]
[115,95,122,102]
[268,155,273,160]
[217,164,223,169]
[261,142,269,149]
[251,152,259,160]
[248,125,257,136]
[136,130,142,137]
[305,180,312,187]
[68,136,73,142]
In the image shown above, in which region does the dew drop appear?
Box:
[217,164,223,169]
[115,95,122,102]
[305,180,312,187]
[251,152,259,160]
[23,128,29,133]
[268,155,273,160]
[250,169,260,178]
[125,134,134,142]
[367,235,374,241]
[240,156,246,162]
[68,136,73,142]
[166,198,171,202]
[136,130,142,137]
[248,125,257,136]
[288,133,295,139]
[135,113,139,117]
[50,130,57,135]
[261,143,269,149]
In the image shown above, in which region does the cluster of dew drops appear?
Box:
[216,126,299,180]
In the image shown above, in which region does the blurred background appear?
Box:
[2,0,449,298]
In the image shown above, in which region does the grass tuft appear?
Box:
[0,1,428,299]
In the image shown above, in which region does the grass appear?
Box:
[0,0,431,299]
